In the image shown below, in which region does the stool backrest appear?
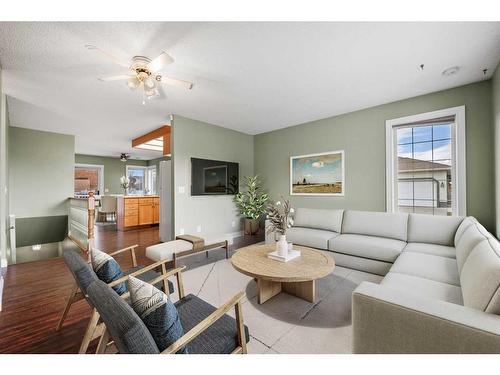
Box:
[100,196,117,212]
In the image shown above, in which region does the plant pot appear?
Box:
[244,218,260,235]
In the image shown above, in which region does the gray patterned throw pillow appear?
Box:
[128,276,187,353]
[90,248,126,295]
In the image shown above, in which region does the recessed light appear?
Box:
[442,66,460,77]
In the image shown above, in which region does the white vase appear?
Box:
[276,234,288,257]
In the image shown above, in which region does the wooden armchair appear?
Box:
[58,246,174,354]
[87,266,249,354]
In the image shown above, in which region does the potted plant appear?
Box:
[266,198,294,256]
[234,175,269,235]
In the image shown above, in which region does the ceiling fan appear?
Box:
[86,44,193,105]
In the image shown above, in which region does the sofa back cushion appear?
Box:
[341,210,408,241]
[460,238,500,315]
[454,217,478,245]
[456,222,491,272]
[293,208,344,233]
[407,214,464,246]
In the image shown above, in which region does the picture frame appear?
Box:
[290,150,345,196]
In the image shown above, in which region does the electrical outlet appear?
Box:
[178,186,185,194]
[104,188,109,193]
[196,225,202,233]
[231,221,236,228]
[179,228,185,235]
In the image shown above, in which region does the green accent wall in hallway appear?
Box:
[255,80,495,233]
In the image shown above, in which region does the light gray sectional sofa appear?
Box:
[265,208,500,353]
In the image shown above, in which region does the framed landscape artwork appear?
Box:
[290,150,345,196]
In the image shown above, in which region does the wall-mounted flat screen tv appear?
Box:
[191,158,239,196]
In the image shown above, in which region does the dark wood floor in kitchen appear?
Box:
[0,225,263,353]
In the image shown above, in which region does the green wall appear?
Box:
[493,63,500,235]
[172,115,254,238]
[0,69,9,266]
[9,127,75,218]
[9,127,75,248]
[75,154,148,194]
[255,80,495,233]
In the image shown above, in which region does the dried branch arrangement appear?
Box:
[266,197,294,236]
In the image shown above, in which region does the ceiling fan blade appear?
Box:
[98,75,134,82]
[147,52,174,72]
[85,44,130,68]
[158,75,193,90]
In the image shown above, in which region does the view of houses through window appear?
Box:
[395,116,454,216]
[126,165,156,195]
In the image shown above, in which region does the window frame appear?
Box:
[385,106,466,216]
[74,163,104,195]
[125,165,157,195]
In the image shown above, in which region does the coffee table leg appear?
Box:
[257,279,282,304]
[282,280,315,303]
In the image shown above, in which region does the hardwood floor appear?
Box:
[0,225,263,353]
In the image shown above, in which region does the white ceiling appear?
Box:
[0,22,499,159]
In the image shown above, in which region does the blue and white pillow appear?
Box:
[128,276,187,353]
[90,248,126,295]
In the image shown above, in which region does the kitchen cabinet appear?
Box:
[117,196,159,231]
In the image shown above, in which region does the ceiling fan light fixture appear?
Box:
[144,76,156,89]
[127,77,140,90]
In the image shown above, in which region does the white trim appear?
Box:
[75,163,105,194]
[290,150,345,196]
[385,105,466,216]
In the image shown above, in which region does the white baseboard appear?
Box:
[0,257,7,268]
[205,231,243,246]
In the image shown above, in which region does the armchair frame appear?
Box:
[96,266,248,355]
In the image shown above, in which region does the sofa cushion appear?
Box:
[403,242,455,259]
[390,252,460,286]
[454,217,478,245]
[456,221,492,272]
[407,214,464,246]
[90,248,126,295]
[293,208,344,233]
[328,234,405,263]
[381,272,463,305]
[341,210,408,241]
[460,239,500,314]
[286,227,338,250]
[128,276,187,353]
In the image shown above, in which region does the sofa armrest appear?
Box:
[352,281,500,353]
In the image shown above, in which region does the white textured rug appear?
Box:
[174,250,383,354]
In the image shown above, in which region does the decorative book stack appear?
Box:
[267,243,301,262]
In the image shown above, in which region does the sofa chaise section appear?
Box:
[353,216,500,353]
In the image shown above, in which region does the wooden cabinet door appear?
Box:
[138,204,153,225]
[153,198,160,223]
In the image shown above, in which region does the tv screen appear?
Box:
[191,158,239,196]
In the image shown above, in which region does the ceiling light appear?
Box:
[144,76,156,89]
[442,66,460,77]
[127,77,140,90]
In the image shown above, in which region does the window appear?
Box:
[74,164,104,195]
[386,106,466,216]
[126,165,156,195]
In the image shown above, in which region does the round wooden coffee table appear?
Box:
[231,244,335,304]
